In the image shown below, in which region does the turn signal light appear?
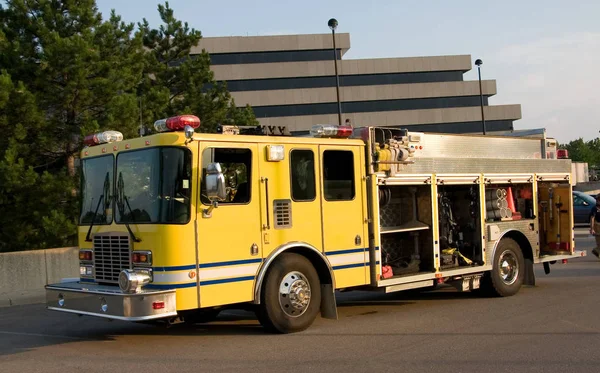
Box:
[132,251,152,266]
[79,250,93,262]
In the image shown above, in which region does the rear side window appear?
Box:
[290,149,316,201]
[323,150,355,201]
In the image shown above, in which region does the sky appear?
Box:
[96,0,600,143]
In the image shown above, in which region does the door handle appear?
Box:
[355,235,362,246]
[261,177,270,229]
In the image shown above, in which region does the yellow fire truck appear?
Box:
[46,115,585,333]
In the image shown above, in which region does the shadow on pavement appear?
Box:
[0,245,597,357]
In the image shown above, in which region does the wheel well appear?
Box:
[500,230,536,286]
[285,247,333,287]
[501,230,533,261]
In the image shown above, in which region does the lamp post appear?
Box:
[475,59,486,135]
[328,18,342,126]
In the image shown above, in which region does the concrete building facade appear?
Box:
[193,33,521,133]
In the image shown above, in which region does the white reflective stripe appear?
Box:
[199,264,260,281]
[152,271,191,284]
[326,252,366,266]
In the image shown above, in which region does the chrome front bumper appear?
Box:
[45,281,177,322]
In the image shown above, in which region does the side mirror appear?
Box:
[203,163,226,218]
[205,163,226,202]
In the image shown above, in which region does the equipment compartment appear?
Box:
[538,181,573,255]
[485,184,534,222]
[437,185,483,269]
[379,185,434,277]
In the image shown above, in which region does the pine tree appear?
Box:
[138,2,258,133]
[0,0,144,251]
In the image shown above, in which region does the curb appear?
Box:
[0,291,46,308]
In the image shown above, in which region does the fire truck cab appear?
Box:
[46,115,585,333]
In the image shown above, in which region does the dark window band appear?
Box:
[213,71,464,92]
[251,96,490,118]
[203,49,342,65]
[289,120,514,136]
[404,120,513,134]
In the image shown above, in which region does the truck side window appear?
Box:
[201,147,252,205]
[323,150,355,201]
[290,149,316,201]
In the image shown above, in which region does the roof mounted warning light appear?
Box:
[154,115,201,133]
[83,131,123,146]
[310,125,353,138]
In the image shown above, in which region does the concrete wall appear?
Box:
[574,181,600,195]
[0,247,79,307]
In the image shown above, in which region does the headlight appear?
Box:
[118,269,151,294]
[80,265,93,277]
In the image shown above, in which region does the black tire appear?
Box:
[479,238,524,297]
[257,253,321,334]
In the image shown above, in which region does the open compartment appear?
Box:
[538,181,572,255]
[485,183,535,222]
[379,185,434,278]
[437,184,483,269]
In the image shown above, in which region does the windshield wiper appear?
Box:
[85,195,104,242]
[117,172,141,242]
[85,172,110,242]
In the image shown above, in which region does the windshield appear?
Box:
[115,147,192,224]
[80,155,114,224]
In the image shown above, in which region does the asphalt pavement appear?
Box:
[1,228,599,373]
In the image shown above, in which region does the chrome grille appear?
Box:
[93,234,131,283]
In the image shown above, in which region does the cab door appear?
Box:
[197,142,262,307]
[319,145,368,288]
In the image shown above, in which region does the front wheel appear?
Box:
[480,238,524,297]
[257,253,321,333]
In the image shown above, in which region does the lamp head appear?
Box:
[475,59,483,66]
[328,18,338,31]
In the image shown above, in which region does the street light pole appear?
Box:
[328,18,342,126]
[475,59,486,135]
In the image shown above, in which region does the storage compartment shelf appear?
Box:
[381,221,430,234]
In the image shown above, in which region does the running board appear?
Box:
[536,250,587,264]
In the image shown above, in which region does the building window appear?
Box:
[250,95,488,118]
[201,148,252,204]
[290,150,316,201]
[216,71,464,92]
[323,150,355,201]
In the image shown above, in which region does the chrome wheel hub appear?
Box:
[279,271,311,317]
[499,250,519,286]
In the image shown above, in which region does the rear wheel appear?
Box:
[480,238,524,297]
[257,253,321,333]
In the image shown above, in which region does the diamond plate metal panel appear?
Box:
[414,133,547,160]
[484,221,539,263]
[392,158,570,175]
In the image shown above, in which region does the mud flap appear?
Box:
[524,258,535,286]
[543,261,551,275]
[320,284,338,320]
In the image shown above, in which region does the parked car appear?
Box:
[573,191,596,225]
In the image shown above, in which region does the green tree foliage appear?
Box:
[138,2,258,133]
[0,71,77,250]
[561,138,600,168]
[0,1,258,251]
